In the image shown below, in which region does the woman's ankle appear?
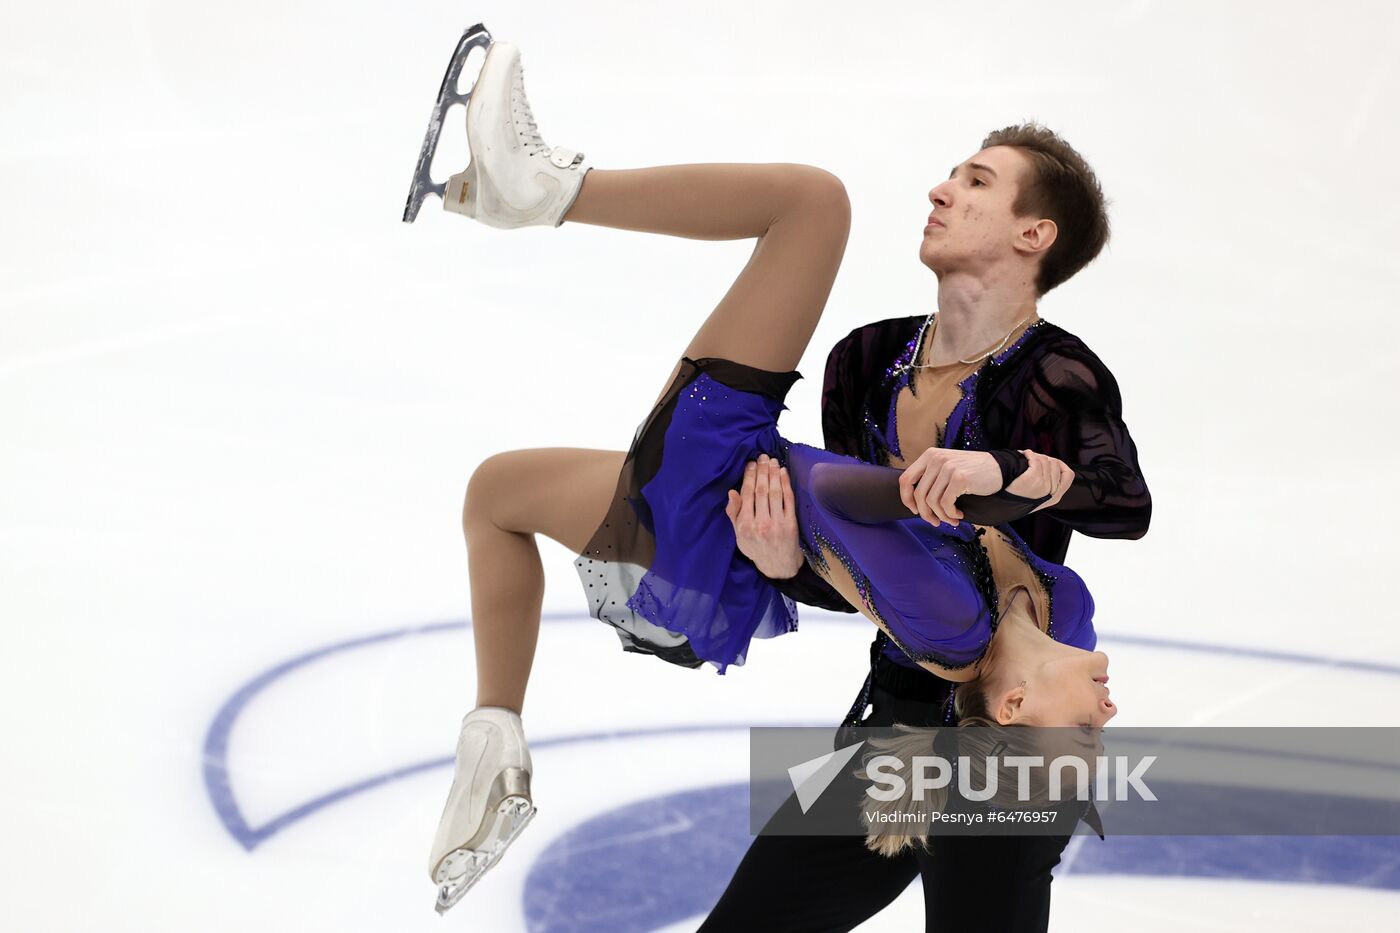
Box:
[473,698,524,716]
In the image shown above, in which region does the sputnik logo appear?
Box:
[788,740,866,814]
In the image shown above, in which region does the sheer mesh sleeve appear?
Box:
[787,445,995,669]
[785,455,1049,527]
[818,323,875,460]
[1026,344,1152,539]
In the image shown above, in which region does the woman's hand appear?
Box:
[898,448,1003,526]
[726,454,805,579]
[1005,449,1075,512]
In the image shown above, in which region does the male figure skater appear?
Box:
[707,129,1152,931]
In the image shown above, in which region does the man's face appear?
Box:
[919,145,1043,278]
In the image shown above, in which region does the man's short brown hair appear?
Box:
[980,122,1112,296]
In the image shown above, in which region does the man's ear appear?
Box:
[995,685,1027,725]
[1017,218,1057,257]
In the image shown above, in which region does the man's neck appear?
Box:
[927,274,1040,366]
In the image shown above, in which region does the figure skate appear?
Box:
[403,24,592,227]
[427,706,536,914]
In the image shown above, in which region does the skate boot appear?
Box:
[427,706,536,914]
[443,39,592,228]
[401,23,592,227]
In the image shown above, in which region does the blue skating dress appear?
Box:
[574,355,1095,674]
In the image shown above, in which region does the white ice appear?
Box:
[3,0,1399,930]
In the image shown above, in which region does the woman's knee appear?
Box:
[462,451,521,532]
[463,448,622,547]
[786,165,852,227]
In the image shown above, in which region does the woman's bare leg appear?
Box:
[463,447,625,712]
[564,163,852,375]
[465,164,850,713]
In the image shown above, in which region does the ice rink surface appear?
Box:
[4,1,1399,929]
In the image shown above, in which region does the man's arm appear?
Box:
[1027,343,1152,538]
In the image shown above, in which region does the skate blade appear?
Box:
[402,22,493,223]
[432,795,536,915]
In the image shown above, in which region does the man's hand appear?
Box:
[899,448,1005,526]
[1006,449,1075,512]
[726,453,805,579]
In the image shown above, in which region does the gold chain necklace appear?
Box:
[910,310,1038,369]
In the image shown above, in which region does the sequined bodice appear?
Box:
[885,360,976,468]
[882,313,1043,467]
[869,314,1057,642]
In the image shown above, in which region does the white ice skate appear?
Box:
[428,706,537,915]
[403,24,592,228]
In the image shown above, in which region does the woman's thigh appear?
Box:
[682,169,851,374]
[465,447,626,554]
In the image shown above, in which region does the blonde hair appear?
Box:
[855,680,1068,857]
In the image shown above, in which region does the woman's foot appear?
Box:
[444,40,593,229]
[428,706,536,914]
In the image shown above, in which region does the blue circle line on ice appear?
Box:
[201,611,1400,853]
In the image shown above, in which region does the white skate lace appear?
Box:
[512,64,583,167]
[511,66,549,157]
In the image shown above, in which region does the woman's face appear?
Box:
[1017,648,1117,728]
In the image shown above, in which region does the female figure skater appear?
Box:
[412,34,1117,913]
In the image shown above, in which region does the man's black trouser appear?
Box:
[697,666,1075,932]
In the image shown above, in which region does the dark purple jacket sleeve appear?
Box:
[1026,343,1152,539]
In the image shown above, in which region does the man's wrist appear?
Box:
[760,562,803,581]
[736,547,802,581]
[987,449,1030,490]
[756,552,806,580]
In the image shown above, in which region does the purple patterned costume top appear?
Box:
[734,314,1151,721]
